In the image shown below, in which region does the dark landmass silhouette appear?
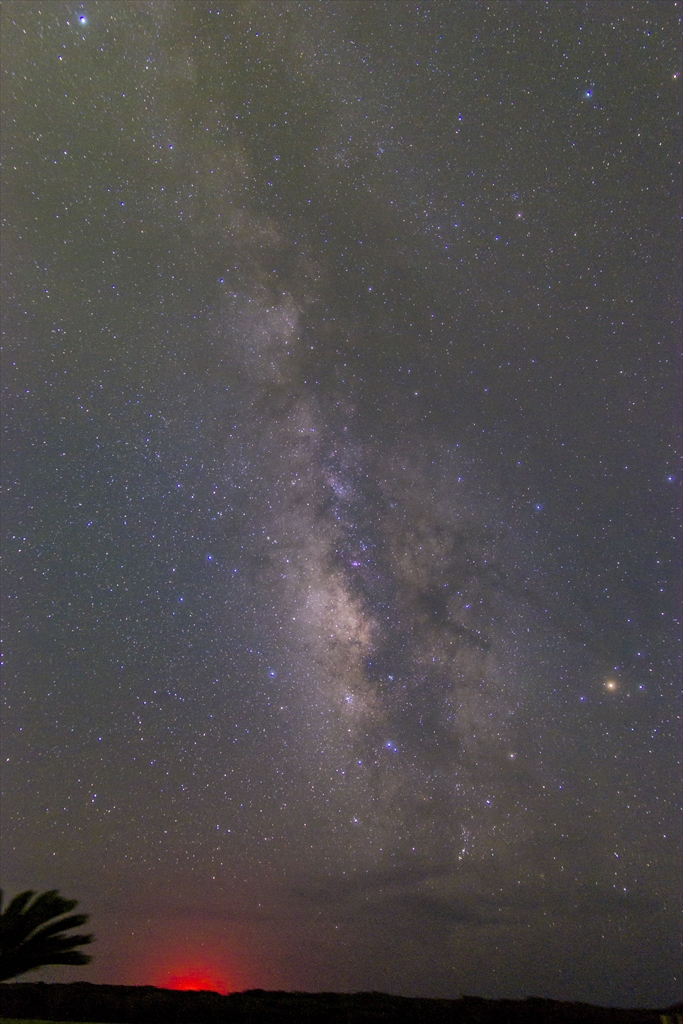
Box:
[1,982,682,1023]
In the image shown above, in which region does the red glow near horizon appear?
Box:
[164,968,231,995]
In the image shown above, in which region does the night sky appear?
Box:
[1,0,681,1008]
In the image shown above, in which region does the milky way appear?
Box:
[198,238,536,874]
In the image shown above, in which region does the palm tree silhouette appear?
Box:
[0,889,93,981]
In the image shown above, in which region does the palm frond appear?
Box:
[0,888,93,981]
